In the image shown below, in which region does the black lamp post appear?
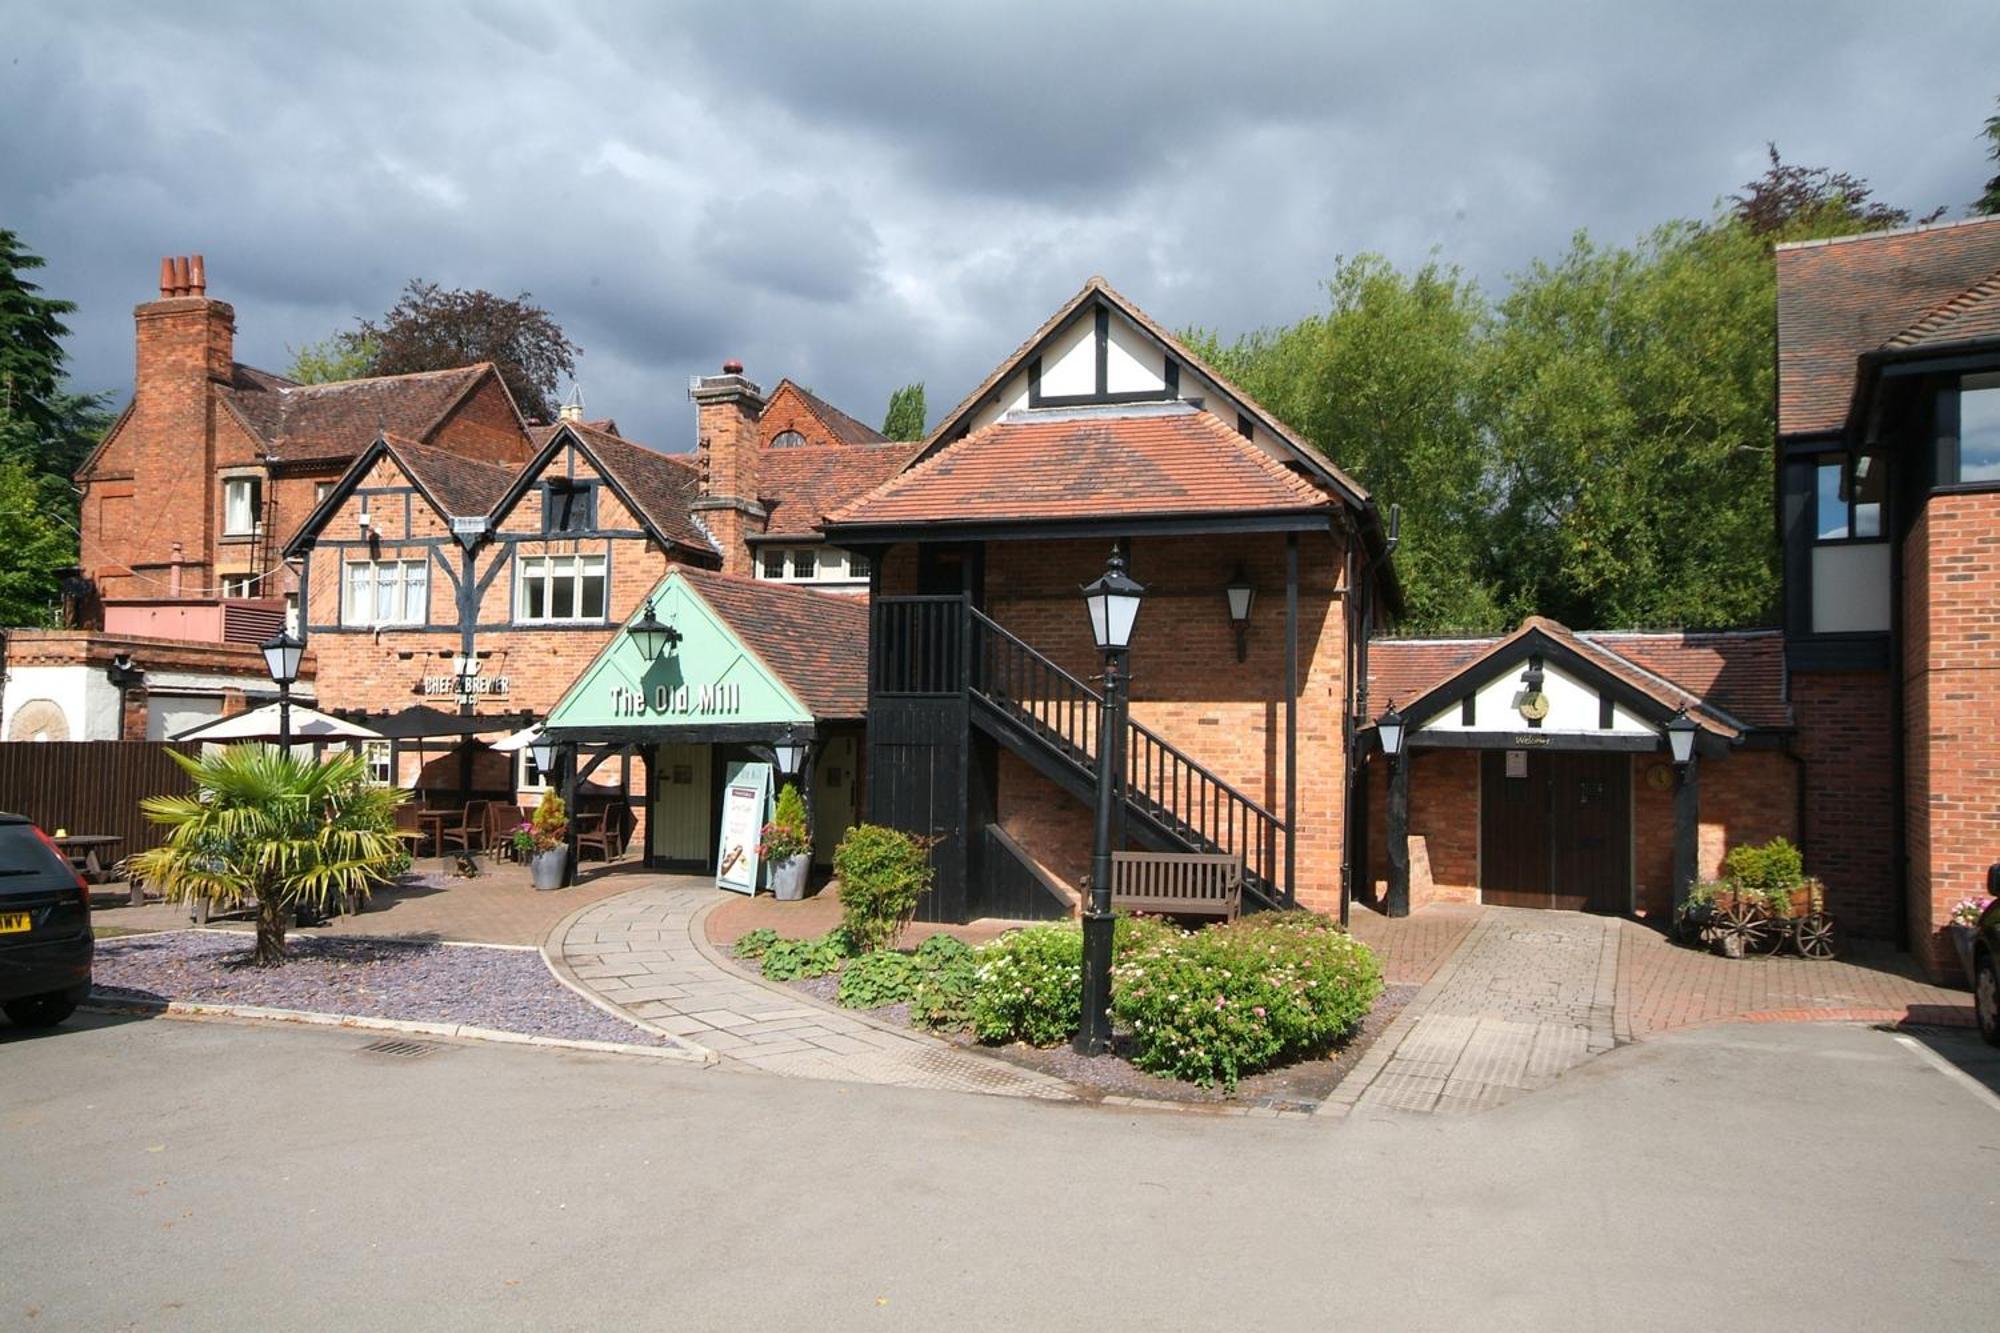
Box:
[1076,547,1144,1056]
[1378,702,1411,918]
[1667,710,1700,920]
[259,629,306,753]
[627,598,681,660]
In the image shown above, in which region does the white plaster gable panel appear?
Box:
[1104,314,1165,393]
[1032,313,1099,397]
[0,665,120,741]
[1418,658,1654,735]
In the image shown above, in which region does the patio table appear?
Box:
[52,834,131,903]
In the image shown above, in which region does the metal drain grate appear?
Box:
[358,1037,443,1060]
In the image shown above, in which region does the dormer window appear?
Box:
[772,429,806,449]
[223,476,262,536]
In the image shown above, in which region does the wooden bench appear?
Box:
[1111,851,1244,922]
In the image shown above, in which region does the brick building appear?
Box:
[1772,215,2000,976]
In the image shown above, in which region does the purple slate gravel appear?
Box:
[92,931,670,1047]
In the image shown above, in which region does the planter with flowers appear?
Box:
[759,783,812,901]
[1947,896,1992,988]
[514,791,571,891]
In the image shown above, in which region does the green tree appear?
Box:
[131,747,407,966]
[1191,256,1505,632]
[1730,143,1937,239]
[1482,221,1780,629]
[882,381,926,441]
[0,230,111,478]
[352,280,579,421]
[0,460,78,626]
[284,329,381,384]
[1976,96,2000,216]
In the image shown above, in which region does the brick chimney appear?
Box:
[120,255,235,597]
[689,360,767,576]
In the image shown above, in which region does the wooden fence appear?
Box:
[0,742,197,861]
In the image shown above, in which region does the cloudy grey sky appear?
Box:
[5,1,1998,449]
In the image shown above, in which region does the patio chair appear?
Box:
[575,803,631,864]
[393,803,430,857]
[438,800,491,857]
[486,802,532,861]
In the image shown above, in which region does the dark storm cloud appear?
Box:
[3,0,1997,451]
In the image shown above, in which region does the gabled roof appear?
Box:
[560,423,714,557]
[764,380,890,448]
[1366,617,1787,741]
[383,433,514,517]
[1884,268,2000,353]
[916,276,1369,508]
[1776,216,2000,437]
[824,403,1328,530]
[676,567,869,720]
[219,363,497,464]
[757,439,919,537]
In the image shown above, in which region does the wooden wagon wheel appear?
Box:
[1715,902,1765,959]
[1793,912,1838,961]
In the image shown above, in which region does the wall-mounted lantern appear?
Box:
[1666,710,1698,767]
[1377,702,1407,759]
[627,598,682,661]
[772,727,808,778]
[1225,567,1255,662]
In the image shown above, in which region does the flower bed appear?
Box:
[92,930,673,1047]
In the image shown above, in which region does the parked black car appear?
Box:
[0,812,93,1029]
[1977,893,2000,1048]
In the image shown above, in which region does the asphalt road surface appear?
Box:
[4,1012,1996,1331]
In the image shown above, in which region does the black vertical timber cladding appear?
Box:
[868,698,969,922]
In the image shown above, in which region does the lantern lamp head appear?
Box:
[627,598,681,661]
[1665,710,1698,766]
[772,729,808,776]
[1081,548,1145,653]
[260,629,305,686]
[1225,566,1255,662]
[528,733,556,777]
[1377,702,1407,759]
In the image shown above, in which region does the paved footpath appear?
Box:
[1327,907,1619,1117]
[548,883,1073,1100]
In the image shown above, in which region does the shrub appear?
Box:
[834,824,934,954]
[837,949,918,1009]
[758,783,812,863]
[909,945,981,1030]
[1112,913,1383,1090]
[759,929,851,981]
[1723,837,1804,895]
[968,924,1083,1046]
[732,927,780,961]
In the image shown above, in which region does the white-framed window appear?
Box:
[755,545,865,584]
[342,559,429,627]
[315,481,336,505]
[223,476,263,536]
[518,749,549,791]
[220,574,260,599]
[362,740,394,786]
[516,554,607,623]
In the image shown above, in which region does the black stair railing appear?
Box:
[963,603,1287,905]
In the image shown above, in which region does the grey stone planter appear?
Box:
[531,847,568,892]
[769,854,809,901]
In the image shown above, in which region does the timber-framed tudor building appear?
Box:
[5,225,2000,980]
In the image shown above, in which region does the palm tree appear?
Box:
[131,746,408,966]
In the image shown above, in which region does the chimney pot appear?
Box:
[722,359,744,375]
[159,257,175,298]
[175,256,192,296]
[189,254,205,297]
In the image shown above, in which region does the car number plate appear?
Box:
[0,911,30,933]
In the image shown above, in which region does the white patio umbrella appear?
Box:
[172,702,384,743]
[488,721,543,753]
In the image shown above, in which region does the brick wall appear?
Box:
[758,384,840,447]
[431,373,537,467]
[1631,749,1799,919]
[1361,749,1481,908]
[1791,668,1898,943]
[1904,491,2000,977]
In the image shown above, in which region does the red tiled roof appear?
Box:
[222,364,494,463]
[678,567,868,720]
[764,380,889,448]
[382,434,514,517]
[1366,619,1790,737]
[1776,217,2000,436]
[1885,269,2000,352]
[758,442,920,537]
[826,405,1330,528]
[565,423,714,557]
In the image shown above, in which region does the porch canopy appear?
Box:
[541,565,867,753]
[1363,616,1788,918]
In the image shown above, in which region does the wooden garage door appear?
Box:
[1480,751,1630,912]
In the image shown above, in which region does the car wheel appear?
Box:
[1977,951,2000,1049]
[2,991,77,1030]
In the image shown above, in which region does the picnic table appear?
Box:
[52,834,131,902]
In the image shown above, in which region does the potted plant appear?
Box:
[1947,896,1992,987]
[759,783,812,901]
[519,791,570,891]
